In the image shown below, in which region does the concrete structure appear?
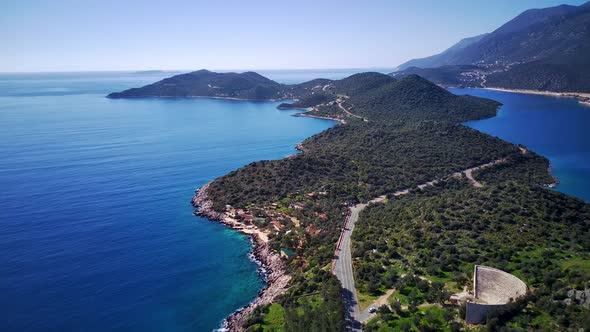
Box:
[465,265,527,324]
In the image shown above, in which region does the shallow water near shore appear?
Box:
[455,88,590,202]
[0,71,343,331]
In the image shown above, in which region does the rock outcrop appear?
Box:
[191,184,291,331]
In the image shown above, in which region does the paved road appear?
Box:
[337,98,368,122]
[332,155,517,330]
[333,203,366,331]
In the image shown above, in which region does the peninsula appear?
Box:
[113,71,590,331]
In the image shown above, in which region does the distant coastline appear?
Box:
[482,87,590,106]
[107,94,287,102]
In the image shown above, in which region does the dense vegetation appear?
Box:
[206,73,512,211]
[200,72,548,331]
[472,150,555,187]
[244,271,345,332]
[331,72,396,96]
[108,69,336,100]
[485,62,590,93]
[185,70,590,331]
[206,121,516,210]
[346,75,500,123]
[277,93,336,109]
[353,180,590,330]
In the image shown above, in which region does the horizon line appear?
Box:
[0,66,395,74]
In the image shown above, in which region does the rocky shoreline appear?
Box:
[191,183,291,332]
[546,162,560,188]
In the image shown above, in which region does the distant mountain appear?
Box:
[395,34,488,71]
[133,70,167,74]
[392,65,481,86]
[108,70,397,105]
[108,69,290,100]
[393,1,590,93]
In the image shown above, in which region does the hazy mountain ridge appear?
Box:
[393,1,590,93]
[395,34,489,71]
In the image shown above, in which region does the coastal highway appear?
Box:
[333,202,366,331]
[332,154,518,330]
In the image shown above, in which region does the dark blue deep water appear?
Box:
[1,72,587,332]
[455,88,590,202]
[0,71,346,331]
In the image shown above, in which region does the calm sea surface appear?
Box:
[0,70,350,332]
[1,71,587,332]
[455,88,590,202]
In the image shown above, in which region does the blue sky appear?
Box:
[1,0,586,72]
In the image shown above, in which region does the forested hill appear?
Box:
[393,1,590,92]
[345,75,500,123]
[200,72,520,329]
[107,70,397,102]
[279,73,500,124]
[107,69,289,100]
[190,70,589,330]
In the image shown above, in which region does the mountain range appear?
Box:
[394,1,590,93]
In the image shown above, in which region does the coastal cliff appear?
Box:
[191,184,291,332]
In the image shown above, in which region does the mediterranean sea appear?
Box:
[455,88,590,202]
[0,70,381,331]
[3,71,585,332]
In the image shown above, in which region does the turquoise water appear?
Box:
[0,71,341,331]
[455,88,590,202]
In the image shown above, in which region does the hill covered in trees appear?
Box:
[205,74,511,211]
[393,2,590,93]
[108,69,291,100]
[107,70,397,102]
[178,69,590,331]
[191,71,590,331]
[356,181,590,331]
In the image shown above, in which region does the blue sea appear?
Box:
[455,88,590,202]
[0,71,588,332]
[0,70,348,332]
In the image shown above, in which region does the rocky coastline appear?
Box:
[191,183,291,332]
[546,162,560,188]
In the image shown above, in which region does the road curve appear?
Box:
[337,98,368,122]
[332,155,515,330]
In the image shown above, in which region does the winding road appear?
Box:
[332,155,516,330]
[337,97,368,122]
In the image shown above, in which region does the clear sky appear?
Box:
[1,0,587,72]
